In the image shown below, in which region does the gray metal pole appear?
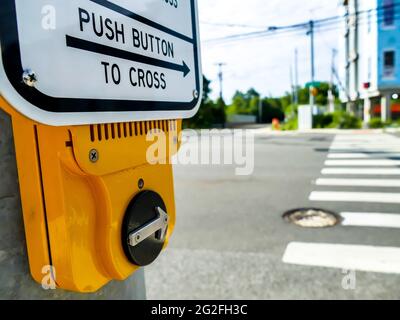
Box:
[381,93,392,123]
[215,62,226,100]
[218,64,223,100]
[310,21,315,85]
[289,64,294,104]
[294,48,299,105]
[328,49,337,113]
[0,108,146,300]
[308,20,315,109]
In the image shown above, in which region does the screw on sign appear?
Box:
[22,70,37,87]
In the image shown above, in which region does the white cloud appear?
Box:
[198,0,342,102]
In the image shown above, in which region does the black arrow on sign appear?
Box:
[66,35,190,77]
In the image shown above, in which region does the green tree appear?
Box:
[244,88,260,101]
[295,82,339,106]
[260,98,285,123]
[249,96,260,116]
[202,76,212,102]
[227,88,286,123]
[228,91,247,115]
[228,88,260,115]
[213,98,227,126]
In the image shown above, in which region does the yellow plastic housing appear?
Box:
[0,96,181,292]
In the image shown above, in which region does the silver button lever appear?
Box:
[128,207,169,247]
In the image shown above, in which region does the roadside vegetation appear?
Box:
[282,111,362,131]
[184,76,398,131]
[368,118,400,129]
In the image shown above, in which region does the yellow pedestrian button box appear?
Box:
[0,0,201,292]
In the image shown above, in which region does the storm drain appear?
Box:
[283,208,340,228]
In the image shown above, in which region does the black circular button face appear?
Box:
[122,191,167,267]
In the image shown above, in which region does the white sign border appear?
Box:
[0,0,202,126]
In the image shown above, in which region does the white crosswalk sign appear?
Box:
[0,0,202,125]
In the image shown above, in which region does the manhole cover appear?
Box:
[283,208,340,228]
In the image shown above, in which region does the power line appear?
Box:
[314,11,400,35]
[200,4,329,30]
[205,12,399,44]
[214,62,227,100]
[204,3,400,44]
[204,4,399,100]
[200,21,266,30]
[204,11,400,46]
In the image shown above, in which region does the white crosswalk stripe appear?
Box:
[282,242,400,274]
[283,133,400,275]
[330,144,400,149]
[309,191,400,203]
[340,212,400,229]
[325,160,400,166]
[322,168,400,175]
[316,178,400,187]
[328,153,400,159]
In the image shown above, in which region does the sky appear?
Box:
[198,0,342,102]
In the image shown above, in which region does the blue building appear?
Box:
[340,0,400,122]
[378,0,400,90]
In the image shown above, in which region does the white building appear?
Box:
[340,0,400,122]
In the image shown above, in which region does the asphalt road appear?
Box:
[146,130,400,299]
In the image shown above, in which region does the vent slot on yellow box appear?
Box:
[89,120,177,142]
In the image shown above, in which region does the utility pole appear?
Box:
[290,64,295,105]
[258,97,263,123]
[307,20,315,109]
[215,62,226,100]
[328,49,337,113]
[294,48,299,105]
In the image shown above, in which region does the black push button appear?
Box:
[122,191,168,266]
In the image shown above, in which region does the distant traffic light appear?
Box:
[310,87,319,97]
